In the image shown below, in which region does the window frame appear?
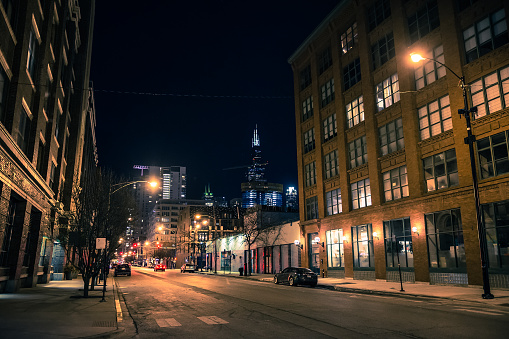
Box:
[418,95,452,140]
[346,95,364,129]
[352,224,374,268]
[379,117,404,156]
[349,135,368,168]
[367,0,391,32]
[407,0,440,44]
[371,32,395,70]
[324,149,339,179]
[326,229,345,268]
[320,78,335,108]
[463,8,508,63]
[325,188,342,216]
[351,178,371,210]
[382,165,409,202]
[423,149,459,192]
[414,45,446,90]
[322,113,337,143]
[340,22,358,54]
[343,58,361,91]
[482,200,509,271]
[470,64,509,119]
[477,130,509,179]
[318,46,333,75]
[301,95,314,122]
[376,73,400,112]
[425,208,466,270]
[299,64,312,91]
[305,161,317,187]
[303,128,315,154]
[306,196,319,220]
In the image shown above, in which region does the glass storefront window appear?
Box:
[384,218,413,268]
[326,229,344,268]
[352,224,374,268]
[482,200,509,270]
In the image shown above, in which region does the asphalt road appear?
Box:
[114,267,509,338]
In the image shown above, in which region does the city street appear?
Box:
[114,267,509,338]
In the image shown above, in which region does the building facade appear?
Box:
[0,0,96,291]
[289,0,509,287]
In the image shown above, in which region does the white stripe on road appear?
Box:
[198,316,229,325]
[156,318,182,327]
[455,308,503,316]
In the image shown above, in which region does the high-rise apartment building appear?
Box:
[131,165,186,241]
[289,0,509,287]
[0,0,96,292]
[241,126,283,208]
[285,187,298,212]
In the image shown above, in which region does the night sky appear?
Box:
[90,1,339,200]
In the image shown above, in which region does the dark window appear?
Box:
[303,128,315,154]
[349,135,367,168]
[367,0,391,31]
[384,218,413,268]
[423,149,459,192]
[343,58,361,91]
[325,188,342,216]
[306,196,318,220]
[322,113,337,142]
[379,117,404,156]
[305,161,316,187]
[317,46,332,75]
[477,130,509,179]
[425,208,466,269]
[324,150,339,179]
[352,224,374,267]
[371,32,395,69]
[301,96,313,122]
[463,9,508,63]
[300,64,312,91]
[482,200,509,270]
[320,78,335,107]
[408,0,440,44]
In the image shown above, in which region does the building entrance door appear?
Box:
[308,232,320,273]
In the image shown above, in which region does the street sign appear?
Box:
[96,238,106,249]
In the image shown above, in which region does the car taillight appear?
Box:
[163,266,166,269]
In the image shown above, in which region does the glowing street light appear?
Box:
[410,52,493,299]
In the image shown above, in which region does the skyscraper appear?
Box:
[285,187,298,212]
[241,126,283,208]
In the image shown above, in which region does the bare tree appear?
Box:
[57,169,135,297]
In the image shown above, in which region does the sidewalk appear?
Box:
[198,270,509,306]
[0,276,120,339]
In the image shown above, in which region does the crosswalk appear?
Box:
[155,316,229,327]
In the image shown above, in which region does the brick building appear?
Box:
[0,0,96,292]
[289,0,509,287]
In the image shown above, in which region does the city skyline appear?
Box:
[90,1,339,200]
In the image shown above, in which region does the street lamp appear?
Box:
[411,53,493,299]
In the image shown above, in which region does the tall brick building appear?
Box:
[0,0,96,292]
[289,0,509,288]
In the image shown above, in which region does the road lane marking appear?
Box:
[455,308,503,316]
[198,316,229,325]
[156,318,182,327]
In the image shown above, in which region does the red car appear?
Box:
[154,264,166,272]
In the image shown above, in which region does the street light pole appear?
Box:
[411,54,494,299]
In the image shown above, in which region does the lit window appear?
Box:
[346,95,364,129]
[375,73,400,112]
[418,96,452,140]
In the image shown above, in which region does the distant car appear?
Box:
[274,267,317,287]
[154,264,166,272]
[181,264,195,273]
[114,263,131,277]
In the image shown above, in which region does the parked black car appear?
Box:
[114,263,131,277]
[274,267,317,287]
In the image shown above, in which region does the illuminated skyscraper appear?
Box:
[241,126,283,208]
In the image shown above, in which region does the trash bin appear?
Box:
[238,267,244,276]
